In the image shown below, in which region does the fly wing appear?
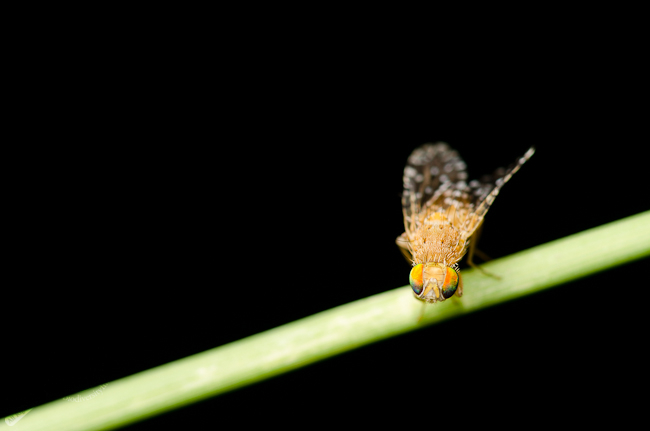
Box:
[401,142,468,239]
[398,144,535,265]
[460,146,536,239]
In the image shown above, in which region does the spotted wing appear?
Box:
[401,142,468,238]
[399,144,535,253]
[458,146,536,238]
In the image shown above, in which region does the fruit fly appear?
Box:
[396,142,535,305]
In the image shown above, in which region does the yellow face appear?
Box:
[409,263,459,303]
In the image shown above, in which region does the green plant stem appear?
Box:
[8,211,650,431]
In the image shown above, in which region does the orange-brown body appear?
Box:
[397,143,534,304]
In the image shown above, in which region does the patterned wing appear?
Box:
[459,147,536,239]
[401,142,468,238]
[400,144,535,252]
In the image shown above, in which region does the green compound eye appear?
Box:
[409,264,424,295]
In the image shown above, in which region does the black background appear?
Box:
[3,51,648,428]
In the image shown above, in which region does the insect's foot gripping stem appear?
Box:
[467,260,501,279]
[467,242,501,279]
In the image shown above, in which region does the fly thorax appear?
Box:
[412,223,462,264]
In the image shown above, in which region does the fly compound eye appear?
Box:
[409,264,424,295]
[441,266,459,299]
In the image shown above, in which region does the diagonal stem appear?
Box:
[8,211,650,431]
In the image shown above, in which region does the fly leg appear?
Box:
[396,232,413,263]
[466,222,501,279]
